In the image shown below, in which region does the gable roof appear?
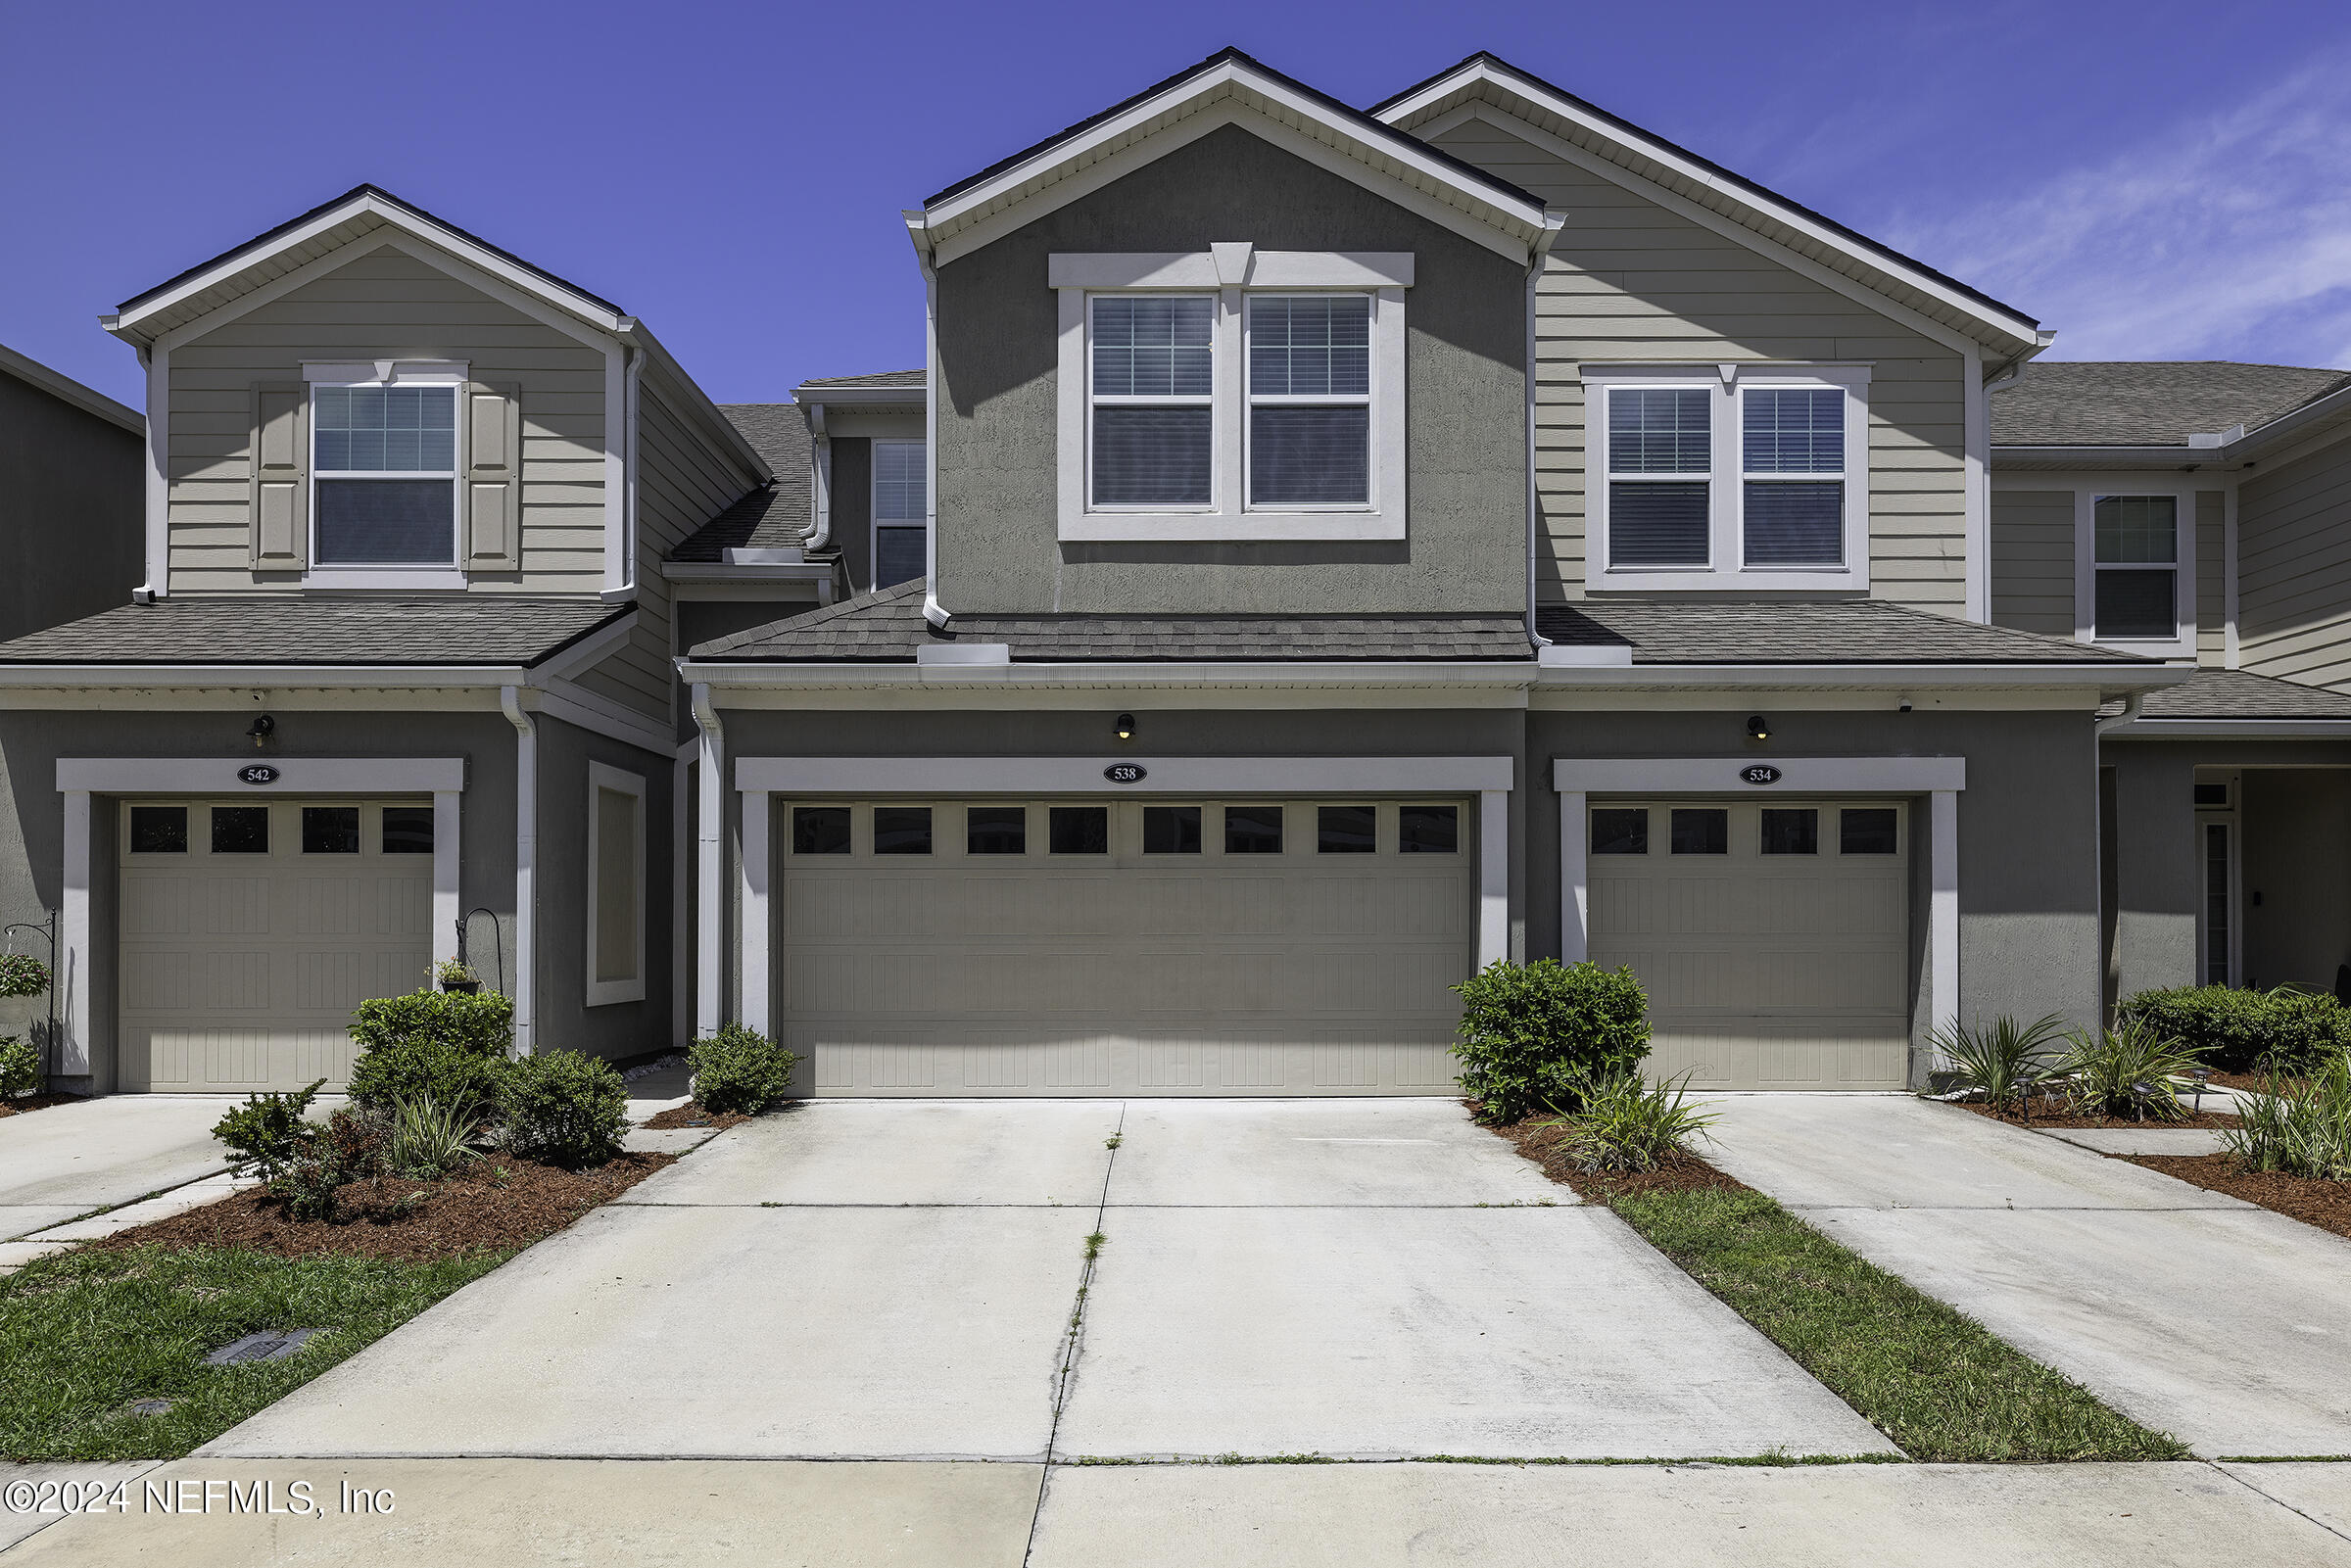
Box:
[915,48,1556,267]
[1535,600,2144,665]
[0,340,142,435]
[670,404,814,562]
[1991,361,2351,448]
[800,369,926,390]
[1373,53,2044,357]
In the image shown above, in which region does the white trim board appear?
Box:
[1552,755,1965,793]
[57,756,466,794]
[736,754,1515,795]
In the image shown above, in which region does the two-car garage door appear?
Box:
[776,797,1473,1096]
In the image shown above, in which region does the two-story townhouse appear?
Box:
[0,188,770,1094]
[675,50,2177,1099]
[1991,362,2351,1010]
[0,342,146,1065]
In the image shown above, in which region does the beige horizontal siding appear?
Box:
[2196,490,2227,666]
[166,243,605,594]
[2242,436,2351,689]
[1990,491,2075,638]
[1432,115,1968,611]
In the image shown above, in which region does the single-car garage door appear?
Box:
[119,798,436,1091]
[1586,798,1911,1091]
[776,797,1473,1096]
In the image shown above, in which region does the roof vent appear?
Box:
[916,641,1011,667]
[724,546,805,565]
[1538,643,1634,668]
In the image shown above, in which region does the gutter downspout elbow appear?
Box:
[1524,212,1567,649]
[499,686,537,1058]
[690,682,726,1039]
[805,402,832,551]
[2094,691,2145,736]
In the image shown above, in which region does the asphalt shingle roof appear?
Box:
[2124,668,2351,721]
[670,404,814,563]
[0,597,626,665]
[692,581,1533,661]
[1991,361,2351,448]
[1537,600,2145,664]
[798,370,926,389]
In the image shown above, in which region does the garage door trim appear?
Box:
[1552,755,1961,1047]
[731,754,1514,1038]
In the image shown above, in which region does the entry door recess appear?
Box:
[1585,797,1911,1090]
[118,798,436,1091]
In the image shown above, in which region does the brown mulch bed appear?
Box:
[1488,1115,1750,1203]
[0,1091,91,1119]
[89,1152,676,1262]
[2210,1069,2314,1095]
[1952,1095,2238,1130]
[641,1104,750,1131]
[2125,1153,2351,1244]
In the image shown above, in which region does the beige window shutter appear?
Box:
[463,382,523,571]
[249,383,309,570]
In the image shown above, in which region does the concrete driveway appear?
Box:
[1699,1095,2351,1458]
[0,1096,233,1240]
[200,1098,1891,1463]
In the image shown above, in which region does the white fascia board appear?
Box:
[1554,754,1965,793]
[113,192,629,346]
[624,325,773,483]
[1991,448,2231,474]
[530,684,674,758]
[1531,662,2191,691]
[1047,252,1415,289]
[0,341,143,434]
[0,663,530,689]
[792,385,925,405]
[1380,66,2039,353]
[658,561,837,584]
[738,753,1514,795]
[927,66,1545,265]
[2105,719,2351,737]
[58,755,466,793]
[532,611,640,683]
[681,660,1542,690]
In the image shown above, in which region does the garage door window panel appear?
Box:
[1144,805,1202,854]
[213,807,268,855]
[1760,808,1818,855]
[1050,806,1109,855]
[381,806,433,854]
[1398,804,1459,854]
[1591,808,1649,855]
[792,807,851,855]
[302,806,360,855]
[875,807,934,856]
[1670,809,1727,855]
[1317,804,1376,853]
[968,806,1028,855]
[130,806,187,855]
[1840,809,1898,855]
[1224,805,1284,855]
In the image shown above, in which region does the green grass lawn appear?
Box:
[1607,1186,2188,1463]
[0,1245,508,1461]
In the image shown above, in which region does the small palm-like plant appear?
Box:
[2225,1056,2351,1180]
[385,1093,481,1178]
[1546,1069,1718,1174]
[1929,1014,2068,1113]
[2054,1021,2207,1122]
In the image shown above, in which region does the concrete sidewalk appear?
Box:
[4,1457,2347,1565]
[1699,1095,2351,1458]
[0,1097,237,1241]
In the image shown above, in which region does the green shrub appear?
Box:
[689,1024,800,1115]
[1546,1069,1717,1173]
[2055,1021,2206,1121]
[0,1034,39,1099]
[270,1104,386,1221]
[212,1079,324,1179]
[347,1038,509,1119]
[501,1051,627,1167]
[2225,1057,2351,1180]
[1930,1014,2069,1112]
[385,1094,482,1178]
[2118,984,2351,1074]
[351,987,514,1059]
[1451,959,1652,1123]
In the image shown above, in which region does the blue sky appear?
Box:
[7,0,2350,407]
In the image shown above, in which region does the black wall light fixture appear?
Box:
[1115,712,1136,742]
[246,714,276,749]
[1745,714,1770,742]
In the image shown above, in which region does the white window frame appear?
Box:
[303,359,469,590]
[1052,248,1410,542]
[1583,363,1872,594]
[585,760,647,1007]
[1244,294,1377,514]
[870,437,928,590]
[2077,485,2196,657]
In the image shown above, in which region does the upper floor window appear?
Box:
[872,439,928,589]
[2091,495,2179,641]
[1586,365,1870,593]
[1052,248,1411,543]
[312,383,457,565]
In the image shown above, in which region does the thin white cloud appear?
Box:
[1884,58,2351,367]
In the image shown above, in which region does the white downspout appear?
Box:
[2091,689,2142,1025]
[134,342,167,602]
[1523,213,1565,648]
[904,211,948,630]
[691,681,725,1039]
[623,349,645,593]
[805,402,832,550]
[500,686,537,1058]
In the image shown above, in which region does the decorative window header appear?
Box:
[1048,248,1414,291]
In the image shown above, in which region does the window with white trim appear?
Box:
[2091,494,2180,641]
[872,439,928,590]
[1089,296,1215,507]
[312,383,458,565]
[586,763,646,1006]
[1247,295,1370,506]
[1585,366,1870,591]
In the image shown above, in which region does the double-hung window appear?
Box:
[2090,495,2180,641]
[312,382,458,565]
[872,439,929,589]
[1587,366,1869,590]
[1054,248,1411,542]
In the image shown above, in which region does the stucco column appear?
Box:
[1477,788,1510,969]
[59,790,89,1077]
[739,791,770,1037]
[1931,788,1960,1049]
[431,789,460,968]
[1558,789,1587,964]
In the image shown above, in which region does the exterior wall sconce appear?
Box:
[247,714,277,749]
[1745,715,1770,742]
[1115,713,1136,742]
